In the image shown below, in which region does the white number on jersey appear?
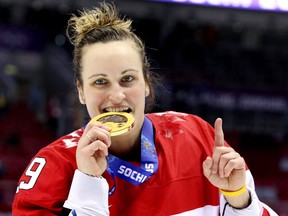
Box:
[16,157,46,192]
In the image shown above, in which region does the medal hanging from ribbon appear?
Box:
[106,116,158,195]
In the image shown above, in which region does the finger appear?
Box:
[214,118,224,148]
[218,151,239,178]
[90,126,111,147]
[90,121,111,132]
[222,155,245,178]
[81,126,111,148]
[211,147,233,174]
[85,133,94,143]
[84,120,111,135]
[85,140,109,157]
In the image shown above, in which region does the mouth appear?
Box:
[103,107,132,113]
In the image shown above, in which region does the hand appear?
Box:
[76,121,111,177]
[202,118,246,191]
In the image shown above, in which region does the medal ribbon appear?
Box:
[106,116,158,195]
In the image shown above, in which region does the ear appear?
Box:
[145,85,150,97]
[77,81,85,104]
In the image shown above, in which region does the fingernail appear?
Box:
[105,126,111,131]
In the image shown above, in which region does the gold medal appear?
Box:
[90,112,135,136]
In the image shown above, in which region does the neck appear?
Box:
[110,133,141,162]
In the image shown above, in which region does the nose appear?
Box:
[108,85,126,103]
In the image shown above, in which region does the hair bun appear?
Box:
[66,3,132,46]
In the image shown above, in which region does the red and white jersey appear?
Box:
[12,111,276,215]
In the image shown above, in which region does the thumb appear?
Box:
[203,156,213,178]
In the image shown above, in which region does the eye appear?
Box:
[94,79,107,85]
[122,75,134,82]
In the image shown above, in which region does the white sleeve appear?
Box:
[220,170,278,216]
[63,169,109,216]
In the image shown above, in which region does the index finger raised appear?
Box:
[214,117,224,148]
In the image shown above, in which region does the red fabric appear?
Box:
[12,111,271,215]
[262,208,271,216]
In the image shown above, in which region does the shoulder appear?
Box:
[40,128,83,154]
[146,111,210,130]
[147,112,216,179]
[13,128,85,210]
[32,128,84,168]
[146,111,215,149]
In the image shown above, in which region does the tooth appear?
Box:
[105,107,129,112]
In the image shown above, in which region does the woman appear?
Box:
[12,3,277,216]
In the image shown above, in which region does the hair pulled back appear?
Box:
[66,3,156,111]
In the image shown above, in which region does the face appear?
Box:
[77,40,149,137]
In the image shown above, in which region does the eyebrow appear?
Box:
[88,69,139,79]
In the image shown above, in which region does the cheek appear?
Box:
[127,87,146,105]
[88,92,105,104]
[85,91,106,113]
[131,88,144,97]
